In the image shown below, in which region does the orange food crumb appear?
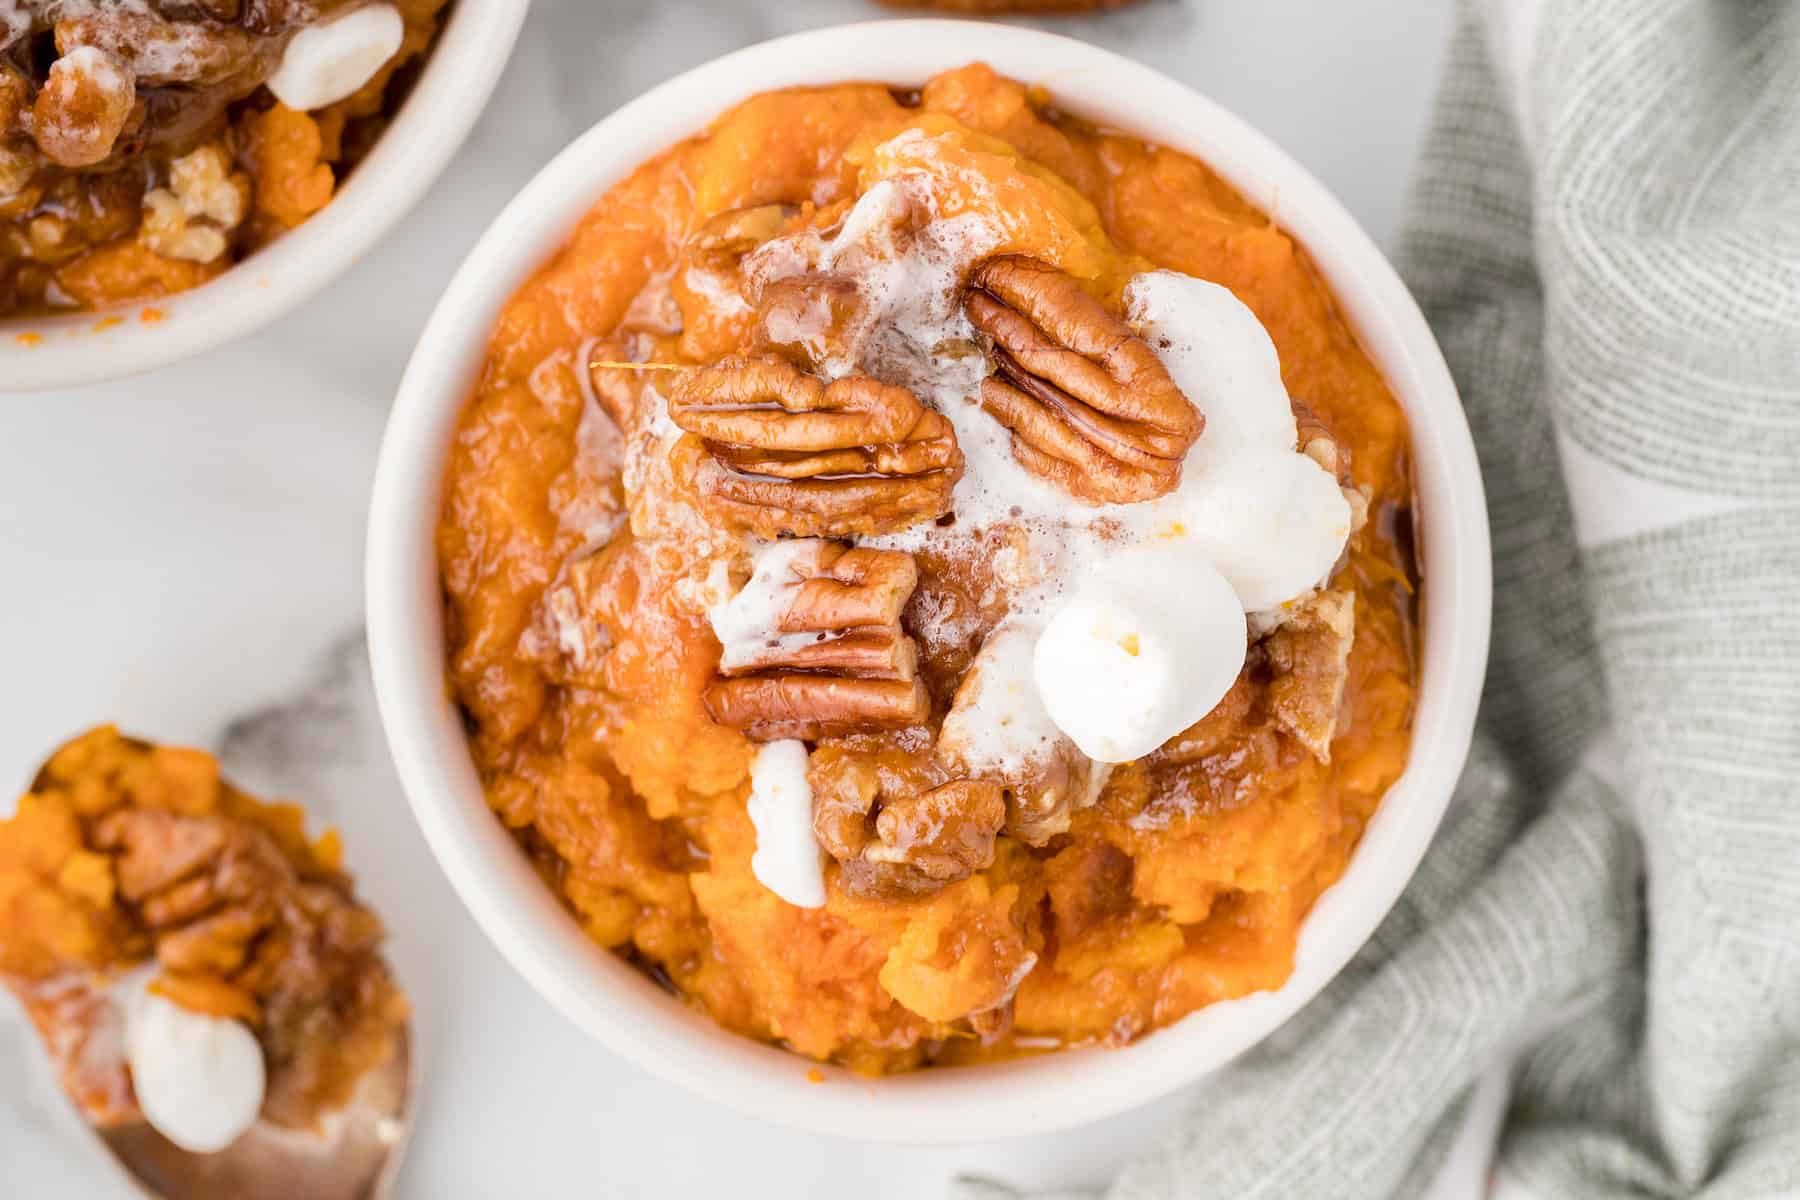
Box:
[13,331,42,347]
[92,316,122,332]
[54,242,222,311]
[242,105,336,237]
[805,1067,826,1084]
[139,307,165,325]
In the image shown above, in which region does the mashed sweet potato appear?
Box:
[438,65,1417,1073]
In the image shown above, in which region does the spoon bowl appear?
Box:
[95,1025,412,1200]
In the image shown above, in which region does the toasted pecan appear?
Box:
[809,746,1005,897]
[965,256,1200,504]
[686,203,796,264]
[1264,590,1356,762]
[707,674,930,742]
[704,540,931,741]
[669,357,962,538]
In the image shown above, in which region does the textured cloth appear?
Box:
[973,0,1800,1195]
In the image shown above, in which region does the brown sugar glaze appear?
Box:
[438,65,1418,1073]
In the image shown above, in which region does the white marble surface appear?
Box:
[0,2,1454,1196]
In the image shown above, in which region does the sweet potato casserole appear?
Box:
[438,65,1419,1073]
[0,0,448,315]
[0,727,406,1149]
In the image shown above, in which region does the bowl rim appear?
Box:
[0,0,534,393]
[366,18,1492,1143]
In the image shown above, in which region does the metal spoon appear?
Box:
[94,1024,413,1200]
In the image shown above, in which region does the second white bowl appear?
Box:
[0,0,532,392]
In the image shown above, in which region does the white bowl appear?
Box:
[0,0,532,392]
[367,20,1492,1143]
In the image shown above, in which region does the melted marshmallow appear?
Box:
[746,740,826,907]
[712,134,1355,773]
[266,3,403,112]
[120,971,265,1154]
[1034,547,1246,763]
[938,619,1064,776]
[832,143,1349,621]
[707,539,822,672]
[814,145,1081,556]
[745,166,1002,394]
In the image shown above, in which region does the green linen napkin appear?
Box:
[972,0,1800,1194]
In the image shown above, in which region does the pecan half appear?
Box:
[705,540,930,741]
[753,272,865,372]
[707,675,929,742]
[1291,401,1370,544]
[1264,590,1356,761]
[866,780,1005,879]
[963,738,1097,847]
[686,203,796,265]
[669,357,962,538]
[93,807,293,986]
[965,256,1200,504]
[1293,397,1351,485]
[809,746,1004,897]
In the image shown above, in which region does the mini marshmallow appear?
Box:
[1124,269,1354,612]
[266,3,404,113]
[121,974,266,1154]
[1180,449,1353,612]
[1125,270,1297,467]
[1034,548,1247,763]
[746,740,826,908]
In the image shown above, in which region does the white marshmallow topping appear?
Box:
[746,740,826,908]
[707,539,822,673]
[120,971,266,1154]
[1178,449,1354,612]
[1033,547,1247,763]
[1124,270,1299,467]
